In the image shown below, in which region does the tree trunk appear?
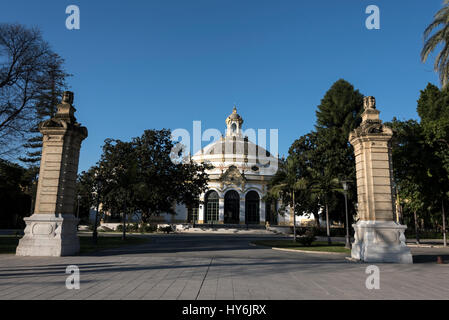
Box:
[443,199,447,247]
[122,209,127,241]
[313,212,320,229]
[325,202,331,245]
[292,190,296,242]
[92,197,100,245]
[413,210,420,245]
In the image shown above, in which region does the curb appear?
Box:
[406,244,447,248]
[250,242,350,256]
[271,247,349,255]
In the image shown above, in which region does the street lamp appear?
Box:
[76,195,81,219]
[342,181,351,249]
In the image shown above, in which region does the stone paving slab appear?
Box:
[0,233,449,300]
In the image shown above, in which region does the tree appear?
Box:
[421,0,449,88]
[19,53,70,165]
[417,84,449,245]
[99,139,138,240]
[95,129,211,238]
[389,119,433,244]
[417,83,449,170]
[314,79,363,227]
[306,164,342,245]
[288,132,322,228]
[0,23,63,157]
[266,157,309,242]
[77,166,99,224]
[0,159,34,228]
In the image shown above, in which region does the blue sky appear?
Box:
[0,0,443,172]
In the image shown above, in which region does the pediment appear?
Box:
[219,165,246,186]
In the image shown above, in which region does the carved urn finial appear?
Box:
[62,91,74,105]
[364,96,376,110]
[56,91,76,122]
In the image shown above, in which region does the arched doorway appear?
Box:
[224,190,240,224]
[245,191,260,224]
[187,198,199,224]
[205,191,219,223]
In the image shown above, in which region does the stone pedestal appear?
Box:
[16,91,87,257]
[349,96,412,263]
[16,214,80,256]
[351,221,412,263]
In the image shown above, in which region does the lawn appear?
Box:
[252,240,351,254]
[0,234,150,255]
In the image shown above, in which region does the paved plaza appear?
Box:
[1,233,449,300]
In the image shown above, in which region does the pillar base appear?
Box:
[16,213,80,257]
[351,220,413,264]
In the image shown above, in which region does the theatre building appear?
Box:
[96,107,301,227]
[165,107,285,226]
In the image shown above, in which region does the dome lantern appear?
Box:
[226,105,243,137]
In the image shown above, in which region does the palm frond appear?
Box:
[422,2,449,87]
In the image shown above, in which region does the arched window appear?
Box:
[224,190,240,224]
[205,191,219,223]
[245,191,260,224]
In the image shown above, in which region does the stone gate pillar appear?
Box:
[16,91,88,256]
[349,96,412,263]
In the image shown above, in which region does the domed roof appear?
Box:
[191,135,278,176]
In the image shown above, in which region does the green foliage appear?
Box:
[77,167,98,222]
[0,24,68,156]
[315,79,364,137]
[19,53,71,165]
[295,228,317,246]
[0,159,34,228]
[387,83,449,235]
[313,79,362,224]
[388,119,431,225]
[158,225,173,234]
[417,83,449,177]
[78,129,211,229]
[297,234,316,246]
[276,79,361,227]
[139,223,157,233]
[421,1,449,88]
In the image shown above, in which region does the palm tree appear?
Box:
[422,0,449,88]
[267,156,347,245]
[307,167,342,245]
[265,158,309,242]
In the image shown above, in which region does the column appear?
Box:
[259,199,266,225]
[349,96,412,263]
[218,198,224,224]
[16,91,88,257]
[239,197,245,224]
[198,194,205,224]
